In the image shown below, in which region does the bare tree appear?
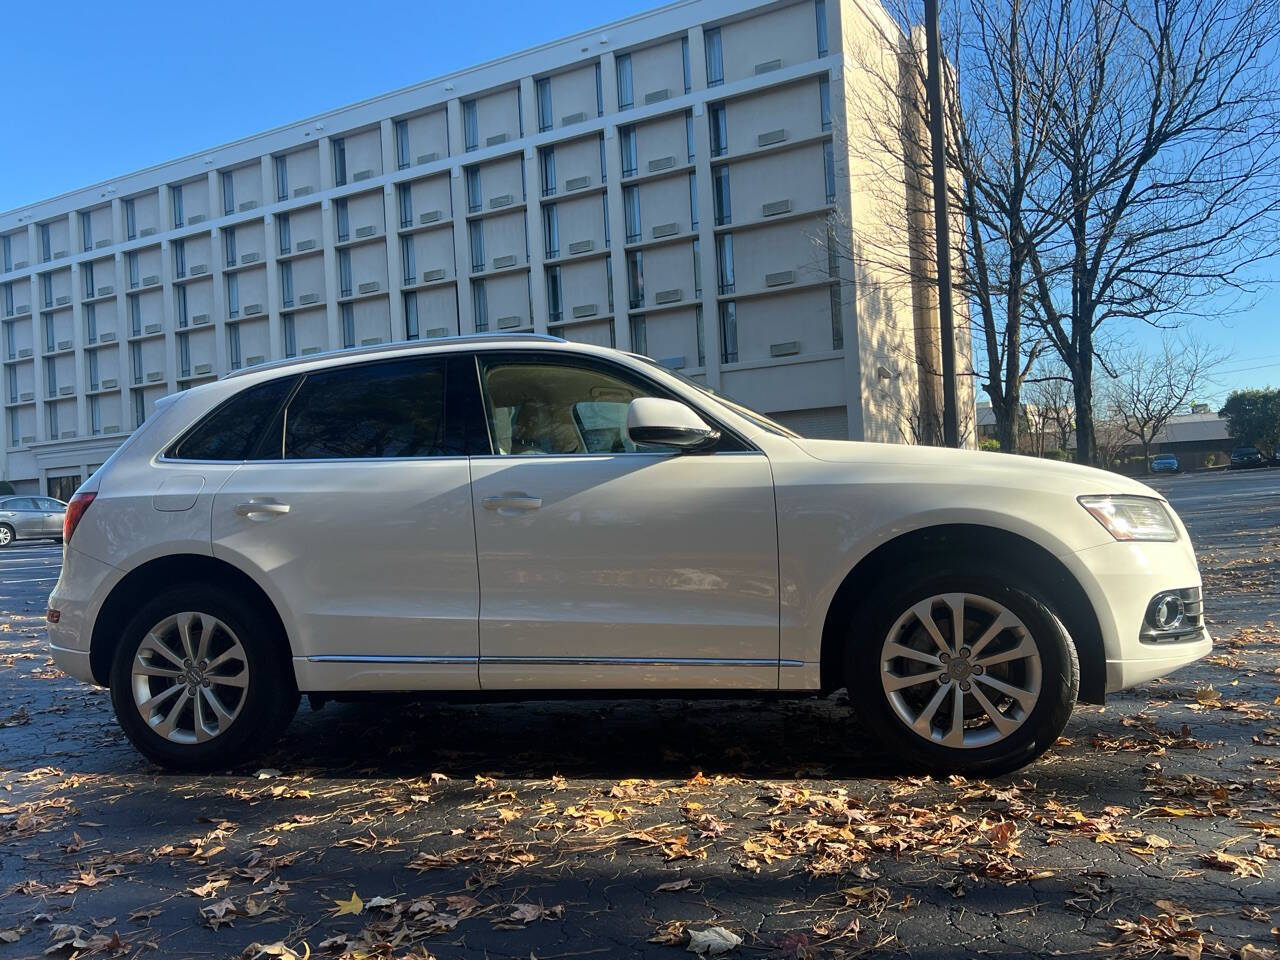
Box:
[1023,0,1280,464]
[1022,360,1075,456]
[1109,336,1223,471]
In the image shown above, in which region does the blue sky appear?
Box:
[4,0,1276,402]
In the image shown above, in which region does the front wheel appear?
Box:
[0,524,13,547]
[109,585,299,770]
[846,564,1078,777]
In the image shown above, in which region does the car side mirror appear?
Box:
[626,397,720,452]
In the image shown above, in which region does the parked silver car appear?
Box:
[0,496,66,546]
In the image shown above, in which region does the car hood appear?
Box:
[790,438,1162,499]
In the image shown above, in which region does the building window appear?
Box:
[44,356,56,396]
[630,314,648,354]
[128,297,141,337]
[131,341,142,385]
[9,408,19,446]
[395,119,411,170]
[3,318,12,359]
[223,228,237,268]
[468,222,485,273]
[278,213,291,255]
[616,53,633,110]
[606,257,614,312]
[403,293,419,339]
[81,212,93,251]
[133,389,145,428]
[830,285,843,349]
[816,0,829,57]
[685,110,696,162]
[716,234,735,294]
[226,273,240,319]
[1,283,11,319]
[709,102,727,157]
[466,167,482,213]
[127,251,140,289]
[536,77,553,132]
[627,250,644,308]
[712,166,731,226]
[332,137,347,185]
[462,99,479,152]
[221,171,235,216]
[692,238,702,297]
[1,235,10,272]
[595,62,603,116]
[175,285,188,328]
[823,140,836,203]
[89,394,101,436]
[619,124,637,177]
[820,77,832,131]
[546,265,563,322]
[125,199,137,241]
[39,223,51,262]
[471,279,488,331]
[719,301,738,363]
[705,28,724,87]
[6,365,15,403]
[689,172,699,230]
[46,401,59,439]
[179,331,191,378]
[694,304,705,366]
[397,184,413,229]
[623,185,641,243]
[281,261,294,308]
[335,199,349,242]
[401,235,416,285]
[85,302,98,343]
[82,261,95,300]
[42,313,54,353]
[338,249,352,298]
[283,313,297,357]
[599,134,608,183]
[540,147,556,197]
[41,273,53,308]
[87,349,99,391]
[543,205,559,259]
[682,36,692,93]
[228,321,242,369]
[603,195,611,246]
[171,185,184,228]
[275,155,289,201]
[173,239,186,278]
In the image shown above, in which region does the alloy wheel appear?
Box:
[879,592,1042,749]
[131,612,249,744]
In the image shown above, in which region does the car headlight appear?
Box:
[1078,495,1179,542]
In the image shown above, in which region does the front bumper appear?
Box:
[1063,537,1212,694]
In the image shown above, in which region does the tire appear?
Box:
[0,525,13,547]
[846,559,1078,778]
[109,584,299,770]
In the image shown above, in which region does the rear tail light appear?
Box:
[64,491,96,544]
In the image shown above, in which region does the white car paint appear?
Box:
[47,336,1209,705]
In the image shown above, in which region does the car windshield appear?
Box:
[631,355,800,438]
[1235,447,1259,455]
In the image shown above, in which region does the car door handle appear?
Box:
[481,494,542,513]
[234,499,291,519]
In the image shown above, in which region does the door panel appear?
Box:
[212,459,479,689]
[471,452,779,689]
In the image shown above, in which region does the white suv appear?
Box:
[47,335,1210,774]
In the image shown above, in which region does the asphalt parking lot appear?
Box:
[1,468,1278,959]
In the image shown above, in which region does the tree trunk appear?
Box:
[1073,366,1095,465]
[1141,440,1151,473]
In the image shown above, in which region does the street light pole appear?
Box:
[923,0,959,447]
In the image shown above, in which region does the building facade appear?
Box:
[0,0,971,497]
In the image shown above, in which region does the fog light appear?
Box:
[1147,593,1185,631]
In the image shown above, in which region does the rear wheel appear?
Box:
[846,562,1078,777]
[109,585,298,770]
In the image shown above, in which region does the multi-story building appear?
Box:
[0,0,971,498]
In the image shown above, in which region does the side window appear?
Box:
[284,357,447,459]
[479,359,659,455]
[38,498,63,510]
[170,376,298,461]
[5,498,35,510]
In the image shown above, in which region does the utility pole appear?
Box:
[923,0,959,447]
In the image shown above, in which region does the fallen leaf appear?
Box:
[330,892,363,916]
[687,926,742,955]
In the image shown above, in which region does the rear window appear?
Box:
[284,357,447,459]
[169,377,297,461]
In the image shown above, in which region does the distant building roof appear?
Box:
[1155,412,1230,444]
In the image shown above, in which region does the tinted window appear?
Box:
[171,377,297,461]
[2,498,36,510]
[285,358,447,459]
